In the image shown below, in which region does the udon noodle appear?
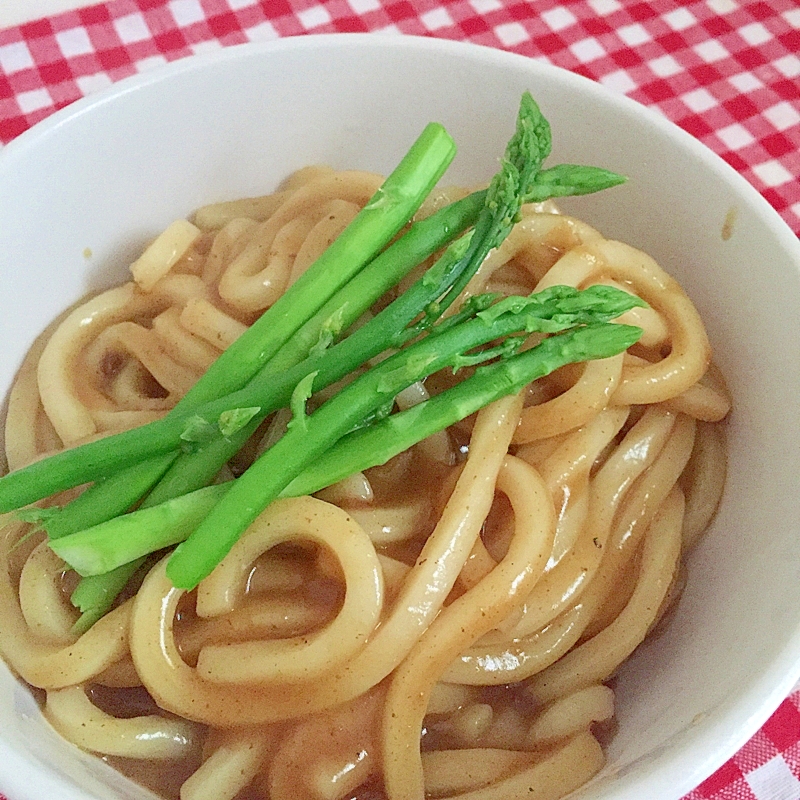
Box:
[0,165,729,800]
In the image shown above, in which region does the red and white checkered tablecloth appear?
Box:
[0,2,798,799]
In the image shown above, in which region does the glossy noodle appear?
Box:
[0,164,729,800]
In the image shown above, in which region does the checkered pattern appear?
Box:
[685,692,800,800]
[0,1,798,799]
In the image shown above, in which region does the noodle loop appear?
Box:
[194,496,383,684]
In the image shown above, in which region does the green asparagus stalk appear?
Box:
[66,95,618,626]
[165,284,644,589]
[142,191,486,506]
[53,485,227,576]
[182,121,457,407]
[50,316,641,578]
[0,125,457,516]
[140,91,557,506]
[41,456,176,541]
[284,322,636,495]
[525,164,627,201]
[69,562,145,633]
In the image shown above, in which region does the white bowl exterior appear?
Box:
[0,34,799,800]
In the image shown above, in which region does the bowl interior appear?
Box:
[1,34,799,800]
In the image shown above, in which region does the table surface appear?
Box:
[0,1,97,28]
[0,2,799,800]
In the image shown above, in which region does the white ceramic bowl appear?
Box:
[1,34,799,800]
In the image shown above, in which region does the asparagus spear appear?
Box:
[51,309,642,580]
[182,121,457,407]
[0,125,457,516]
[141,191,486,506]
[283,323,637,495]
[525,164,626,201]
[165,285,644,589]
[132,163,628,506]
[68,111,629,626]
[59,92,559,610]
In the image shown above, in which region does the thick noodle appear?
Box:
[0,168,730,800]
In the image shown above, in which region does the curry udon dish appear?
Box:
[0,95,729,800]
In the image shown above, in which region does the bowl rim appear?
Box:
[2,32,797,247]
[1,31,799,800]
